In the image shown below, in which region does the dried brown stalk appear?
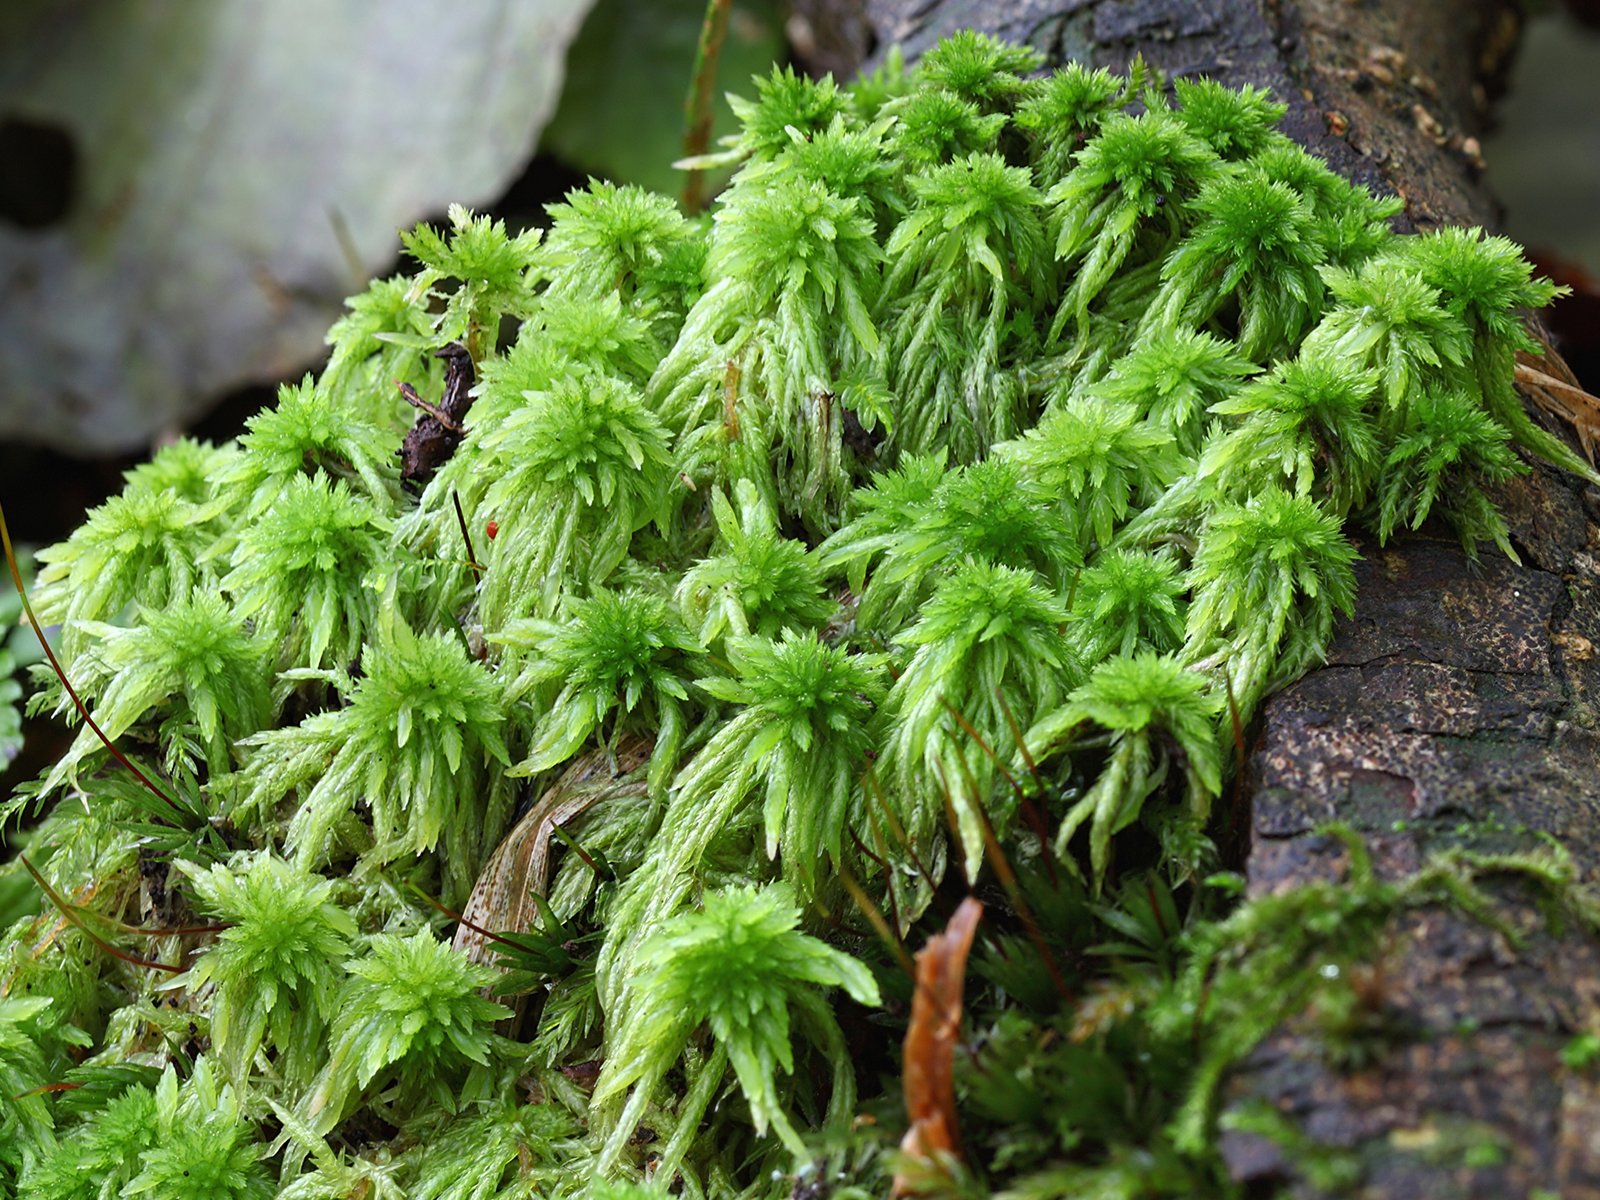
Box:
[894,895,984,1196]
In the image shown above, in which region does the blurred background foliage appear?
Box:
[1482,1,1600,400]
[544,0,785,197]
[0,0,597,454]
[1485,2,1600,277]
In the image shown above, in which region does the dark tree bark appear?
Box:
[809,2,1600,1195]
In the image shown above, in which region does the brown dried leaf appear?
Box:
[894,895,984,1197]
[1517,347,1600,465]
[452,734,650,968]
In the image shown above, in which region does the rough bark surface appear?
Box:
[847,2,1600,1196]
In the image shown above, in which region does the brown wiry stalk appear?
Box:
[0,501,185,818]
[681,0,734,216]
[839,862,917,980]
[452,489,484,578]
[19,856,183,974]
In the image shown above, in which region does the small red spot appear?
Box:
[485,520,499,540]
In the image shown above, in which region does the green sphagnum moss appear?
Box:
[1,30,1591,1200]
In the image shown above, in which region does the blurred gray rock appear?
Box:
[0,0,594,452]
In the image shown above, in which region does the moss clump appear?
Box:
[0,30,1582,1200]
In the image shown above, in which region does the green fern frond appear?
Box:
[1184,488,1358,715]
[217,376,403,518]
[401,204,541,352]
[1202,356,1382,515]
[45,587,269,788]
[1172,79,1286,160]
[1070,548,1188,665]
[913,29,1044,112]
[220,473,393,675]
[32,480,212,663]
[675,481,834,649]
[1304,255,1473,428]
[884,560,1079,879]
[1095,329,1256,455]
[827,457,1079,636]
[884,88,1008,169]
[476,371,675,626]
[1144,171,1327,359]
[1048,110,1217,334]
[239,613,510,900]
[1014,63,1125,184]
[998,397,1182,553]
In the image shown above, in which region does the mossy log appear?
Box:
[813,1,1600,1194]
